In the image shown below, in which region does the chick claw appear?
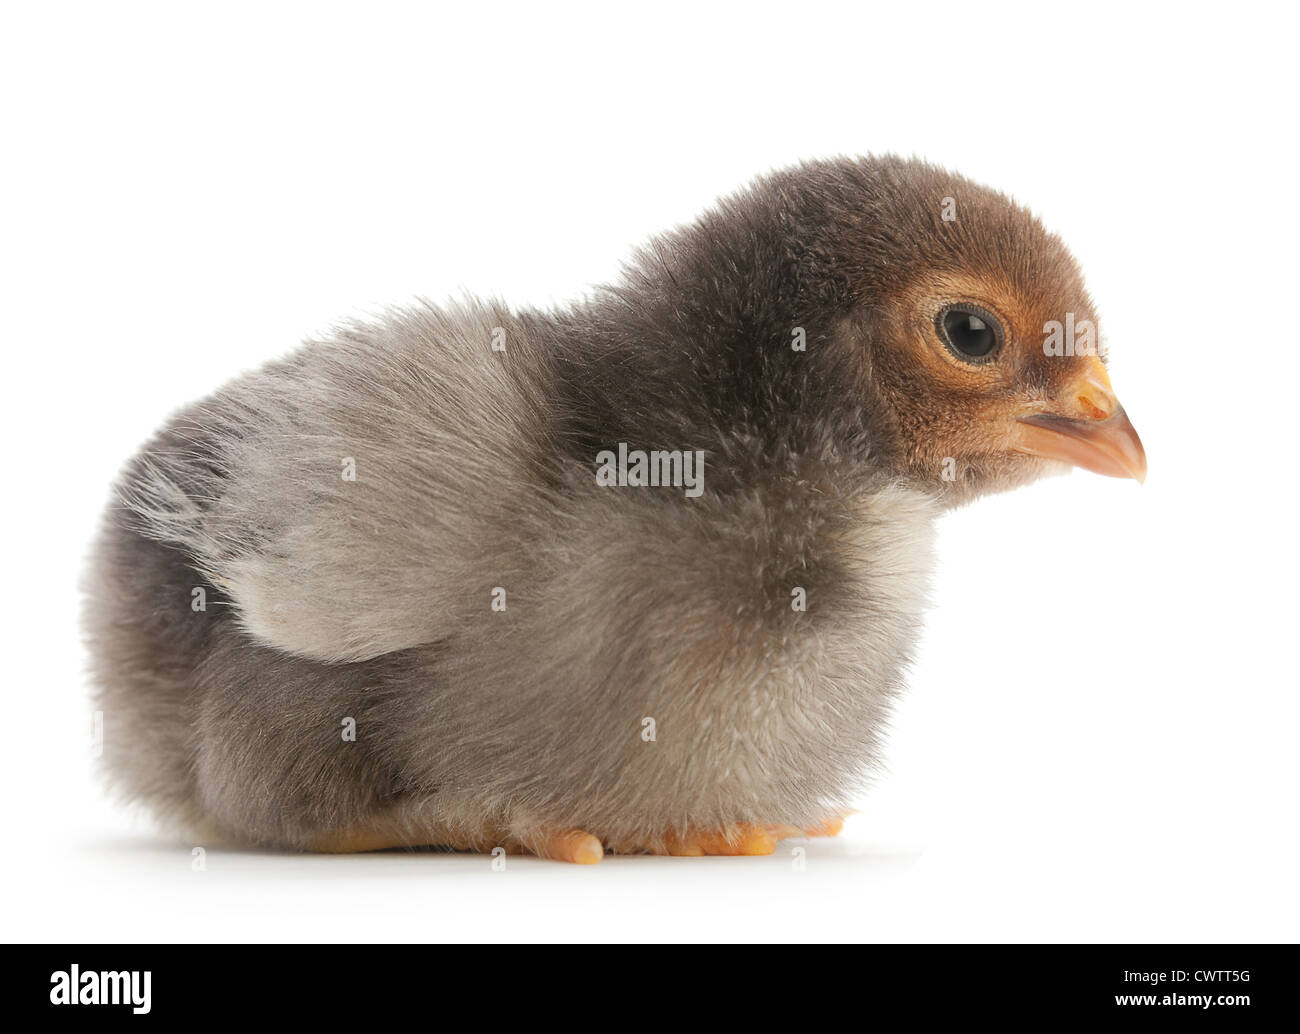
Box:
[802,813,848,838]
[539,829,605,865]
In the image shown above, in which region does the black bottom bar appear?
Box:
[7,944,1292,1023]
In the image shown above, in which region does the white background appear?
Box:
[2,2,1296,943]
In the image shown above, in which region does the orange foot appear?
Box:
[803,811,851,838]
[647,813,854,859]
[532,823,786,860]
[314,813,851,865]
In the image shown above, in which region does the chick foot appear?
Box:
[803,810,853,838]
[510,815,849,862]
[309,813,849,864]
[645,814,851,856]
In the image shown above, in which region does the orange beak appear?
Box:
[1011,360,1147,483]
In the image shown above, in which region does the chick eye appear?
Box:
[936,303,1003,363]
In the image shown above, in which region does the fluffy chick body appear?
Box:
[84,156,1130,858]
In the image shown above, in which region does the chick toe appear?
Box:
[539,830,605,865]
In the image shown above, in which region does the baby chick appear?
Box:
[84,156,1145,863]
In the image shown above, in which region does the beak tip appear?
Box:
[1131,438,1149,486]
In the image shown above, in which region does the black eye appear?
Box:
[937,304,1003,362]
